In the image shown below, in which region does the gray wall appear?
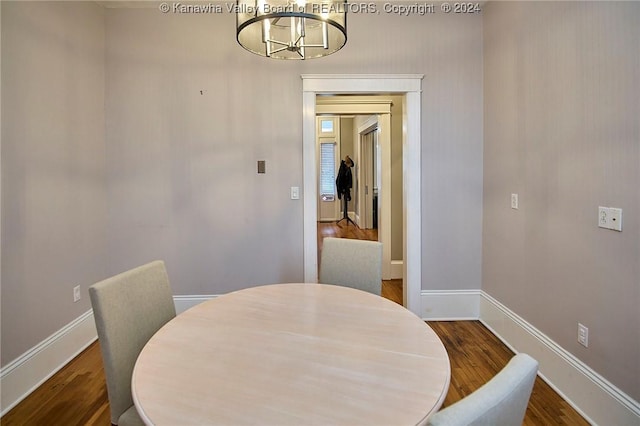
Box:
[104,7,484,295]
[104,8,306,295]
[1,3,483,366]
[1,2,107,364]
[483,1,639,400]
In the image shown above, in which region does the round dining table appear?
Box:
[132,283,450,425]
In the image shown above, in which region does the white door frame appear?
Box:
[302,74,423,315]
[316,116,341,221]
[358,120,377,230]
[317,104,393,279]
[356,114,392,280]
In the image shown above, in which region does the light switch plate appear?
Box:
[511,193,519,209]
[290,186,300,200]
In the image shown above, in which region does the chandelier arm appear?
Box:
[269,45,290,55]
[266,38,291,47]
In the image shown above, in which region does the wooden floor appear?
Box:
[1,222,589,425]
[1,321,588,426]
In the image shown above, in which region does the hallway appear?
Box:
[317,221,402,304]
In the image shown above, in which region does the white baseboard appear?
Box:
[3,291,637,426]
[173,294,216,314]
[421,289,481,320]
[422,289,640,425]
[0,295,217,416]
[390,260,403,279]
[480,292,640,426]
[0,310,98,416]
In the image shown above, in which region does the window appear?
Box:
[320,119,334,134]
[320,142,336,201]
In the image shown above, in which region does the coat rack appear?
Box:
[336,156,356,227]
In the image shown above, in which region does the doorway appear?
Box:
[315,102,395,279]
[302,74,423,315]
[316,223,404,304]
[358,123,380,231]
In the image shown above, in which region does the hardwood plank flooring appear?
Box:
[429,321,589,425]
[2,222,588,425]
[1,341,111,426]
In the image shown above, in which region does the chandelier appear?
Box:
[236,0,347,60]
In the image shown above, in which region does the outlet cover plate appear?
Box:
[598,206,622,231]
[578,323,589,347]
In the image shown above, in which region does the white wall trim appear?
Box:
[173,294,217,314]
[0,310,98,416]
[356,113,393,280]
[421,289,640,424]
[357,115,379,134]
[480,292,640,426]
[0,295,218,415]
[302,74,424,316]
[421,289,481,320]
[302,74,424,93]
[316,100,392,115]
[5,291,637,426]
[390,260,404,280]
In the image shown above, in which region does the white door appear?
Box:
[317,117,340,221]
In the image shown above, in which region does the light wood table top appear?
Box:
[132,283,450,425]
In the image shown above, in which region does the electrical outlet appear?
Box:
[73,285,81,303]
[578,323,589,348]
[511,193,519,209]
[598,206,623,231]
[598,206,608,227]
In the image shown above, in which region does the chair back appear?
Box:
[89,260,176,425]
[319,237,383,295]
[428,353,539,426]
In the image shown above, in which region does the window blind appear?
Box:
[320,142,336,201]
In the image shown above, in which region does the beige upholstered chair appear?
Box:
[319,237,383,295]
[89,260,176,426]
[428,353,539,426]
